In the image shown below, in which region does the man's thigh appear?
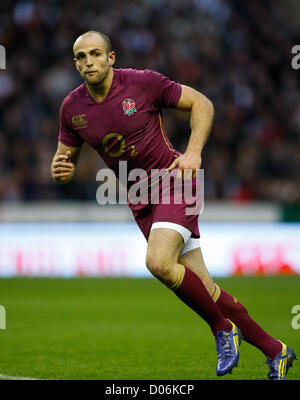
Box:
[146,228,184,266]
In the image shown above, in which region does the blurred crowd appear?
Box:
[0,0,300,203]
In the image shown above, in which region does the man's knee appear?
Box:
[146,253,175,283]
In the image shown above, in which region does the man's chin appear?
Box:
[85,76,103,86]
[83,68,109,86]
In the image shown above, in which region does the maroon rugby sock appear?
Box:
[172,266,232,336]
[215,287,282,359]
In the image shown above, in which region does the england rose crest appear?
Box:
[122,98,137,116]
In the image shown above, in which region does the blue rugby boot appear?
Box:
[266,342,297,380]
[215,321,242,376]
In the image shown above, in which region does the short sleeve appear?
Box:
[143,69,182,109]
[58,101,84,148]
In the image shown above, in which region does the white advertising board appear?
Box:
[0,223,299,277]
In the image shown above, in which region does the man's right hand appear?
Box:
[51,151,75,184]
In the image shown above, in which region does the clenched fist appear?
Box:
[51,151,75,184]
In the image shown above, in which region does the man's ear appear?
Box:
[108,51,116,67]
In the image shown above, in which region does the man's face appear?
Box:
[73,34,115,86]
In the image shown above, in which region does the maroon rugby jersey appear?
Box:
[59,68,182,206]
[58,68,202,237]
[59,68,181,169]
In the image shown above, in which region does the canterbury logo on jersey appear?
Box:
[72,114,88,129]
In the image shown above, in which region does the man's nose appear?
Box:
[86,56,93,66]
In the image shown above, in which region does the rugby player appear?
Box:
[51,31,296,379]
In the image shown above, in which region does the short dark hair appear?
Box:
[78,30,112,54]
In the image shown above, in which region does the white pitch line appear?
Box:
[0,373,41,380]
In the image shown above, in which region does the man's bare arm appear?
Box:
[167,85,214,178]
[176,84,214,155]
[51,141,82,184]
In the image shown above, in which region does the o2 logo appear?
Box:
[101,133,138,158]
[291,45,300,70]
[291,305,300,330]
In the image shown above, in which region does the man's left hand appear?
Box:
[166,152,202,180]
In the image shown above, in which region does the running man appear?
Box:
[51,31,296,379]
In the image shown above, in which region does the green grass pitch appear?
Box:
[0,276,299,380]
